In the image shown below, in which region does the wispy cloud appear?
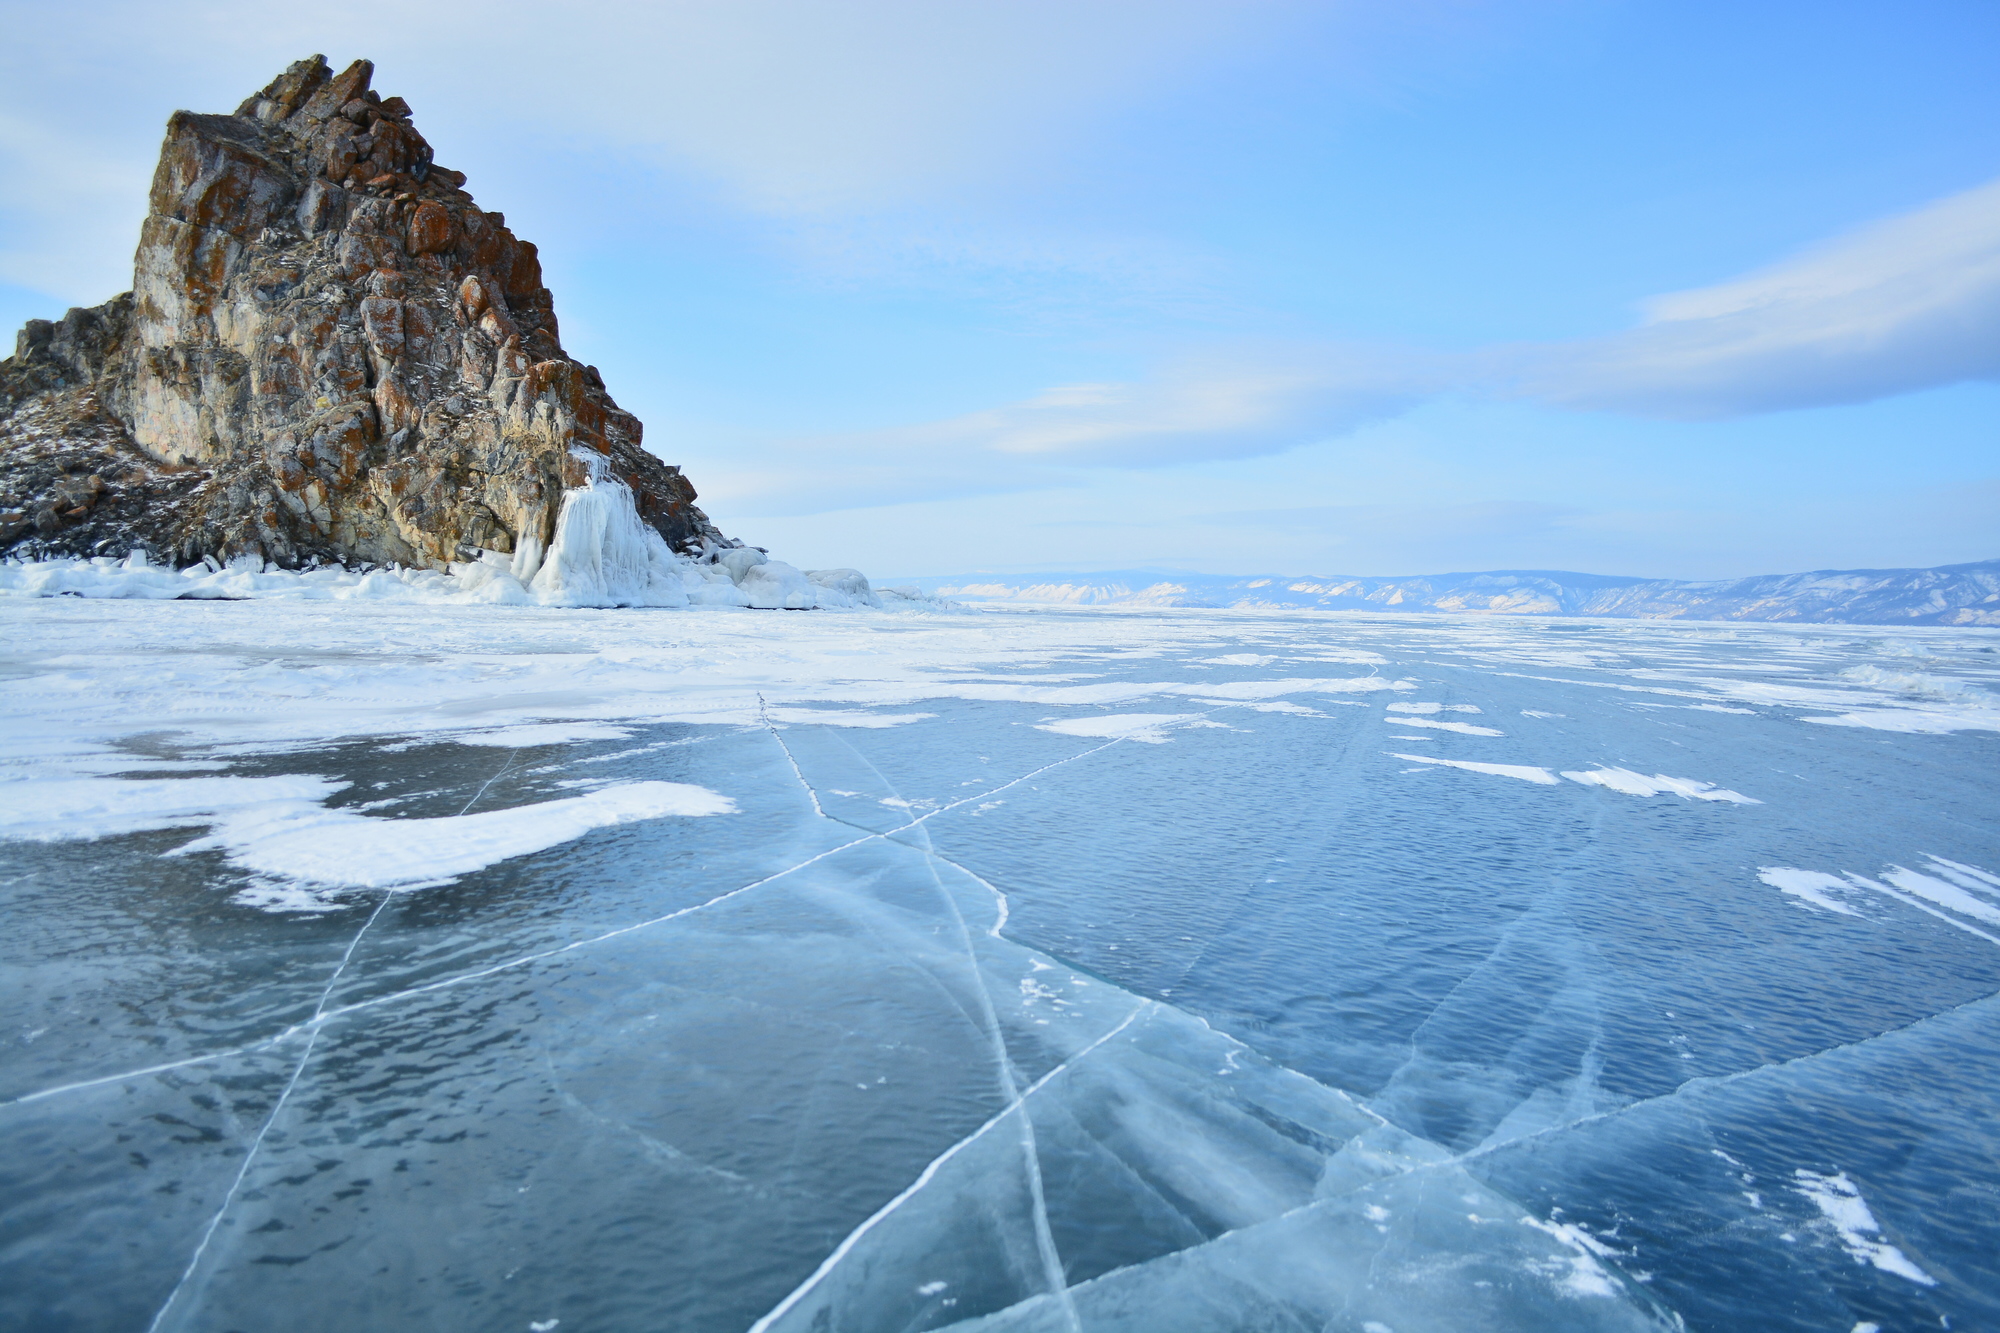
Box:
[721,175,2000,515]
[1517,177,2000,416]
[0,0,1285,304]
[697,346,1442,514]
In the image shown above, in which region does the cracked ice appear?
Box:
[0,597,1995,1331]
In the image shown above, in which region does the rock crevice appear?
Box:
[1,55,726,569]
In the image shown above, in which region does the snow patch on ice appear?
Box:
[1793,1170,1934,1285]
[1181,676,1413,700]
[1560,767,1760,803]
[172,780,736,894]
[0,770,733,898]
[1759,856,2000,940]
[1757,868,1867,916]
[1388,753,1561,784]
[1036,713,1226,744]
[1880,864,2000,926]
[1801,706,2000,734]
[1380,716,1504,736]
[1925,855,2000,894]
[1521,1216,1624,1299]
[1837,664,1997,707]
[763,708,935,729]
[0,774,344,842]
[1231,700,1330,716]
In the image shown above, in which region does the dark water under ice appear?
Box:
[1,605,1997,1332]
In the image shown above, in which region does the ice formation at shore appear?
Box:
[0,457,935,611]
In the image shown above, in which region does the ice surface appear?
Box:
[0,600,1995,1331]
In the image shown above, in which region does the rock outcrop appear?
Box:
[1,55,725,574]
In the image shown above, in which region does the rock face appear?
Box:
[0,55,725,571]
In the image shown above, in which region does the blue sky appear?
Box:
[3,0,1995,578]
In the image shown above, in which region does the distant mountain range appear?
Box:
[915,559,2000,626]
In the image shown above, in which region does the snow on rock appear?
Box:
[738,559,819,611]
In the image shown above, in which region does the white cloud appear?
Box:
[926,350,1437,465]
[696,346,1441,514]
[709,173,2000,517]
[0,0,1287,306]
[1518,177,2000,416]
[530,0,1265,215]
[5,7,1991,467]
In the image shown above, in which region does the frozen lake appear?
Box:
[1,597,1996,1332]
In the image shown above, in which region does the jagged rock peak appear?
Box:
[1,55,727,572]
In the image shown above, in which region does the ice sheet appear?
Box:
[2,596,1996,1332]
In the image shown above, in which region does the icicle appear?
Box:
[526,450,692,608]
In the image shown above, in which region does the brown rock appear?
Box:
[0,54,725,568]
[406,200,458,255]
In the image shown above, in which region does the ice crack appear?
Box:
[746,1003,1152,1333]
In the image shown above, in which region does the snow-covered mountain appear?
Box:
[917,559,2000,626]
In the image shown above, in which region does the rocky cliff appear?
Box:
[0,55,726,576]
